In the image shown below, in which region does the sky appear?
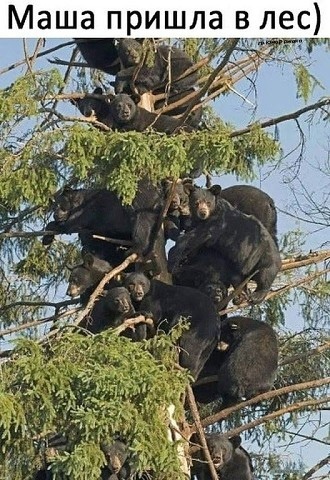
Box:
[0,38,329,476]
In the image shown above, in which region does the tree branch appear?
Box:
[221,397,330,439]
[186,385,219,480]
[194,377,330,432]
[0,307,81,346]
[301,454,330,480]
[172,39,240,132]
[220,267,330,316]
[0,40,75,76]
[280,342,330,366]
[38,254,138,344]
[229,98,330,138]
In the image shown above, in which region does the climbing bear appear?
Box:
[194,316,278,405]
[123,272,220,379]
[191,434,254,480]
[186,183,278,244]
[73,89,195,134]
[66,252,117,304]
[175,185,281,304]
[115,39,198,96]
[108,94,195,134]
[74,38,120,75]
[221,184,278,245]
[78,286,146,341]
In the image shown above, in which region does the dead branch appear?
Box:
[280,341,330,366]
[92,234,133,247]
[281,250,330,271]
[41,108,111,131]
[230,97,330,138]
[113,315,154,335]
[0,230,60,239]
[172,39,240,133]
[221,397,330,439]
[0,40,75,76]
[0,306,81,343]
[186,385,219,480]
[220,267,330,317]
[0,298,79,315]
[301,454,330,480]
[194,377,330,432]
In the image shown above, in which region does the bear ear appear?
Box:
[209,184,222,196]
[230,436,241,449]
[183,182,195,196]
[82,252,94,269]
[93,87,103,95]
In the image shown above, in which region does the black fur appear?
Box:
[66,252,115,304]
[123,272,220,379]
[78,286,146,341]
[108,94,195,134]
[74,38,120,75]
[194,316,278,405]
[115,40,198,95]
[175,187,281,304]
[42,182,170,282]
[191,434,254,480]
[221,184,278,245]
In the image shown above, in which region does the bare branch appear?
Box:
[113,315,154,335]
[186,385,219,480]
[230,98,330,138]
[280,342,330,366]
[302,455,330,480]
[0,40,75,76]
[172,39,240,132]
[195,377,330,432]
[0,306,81,344]
[221,397,330,439]
[220,267,330,317]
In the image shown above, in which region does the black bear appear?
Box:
[191,434,254,480]
[72,87,114,120]
[78,286,147,341]
[169,245,240,315]
[186,183,278,244]
[108,94,195,134]
[161,179,192,241]
[221,184,278,245]
[175,186,281,305]
[42,187,132,246]
[194,316,278,405]
[66,252,115,304]
[115,39,198,96]
[74,38,120,75]
[42,181,170,282]
[101,440,131,480]
[123,272,220,379]
[73,89,196,134]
